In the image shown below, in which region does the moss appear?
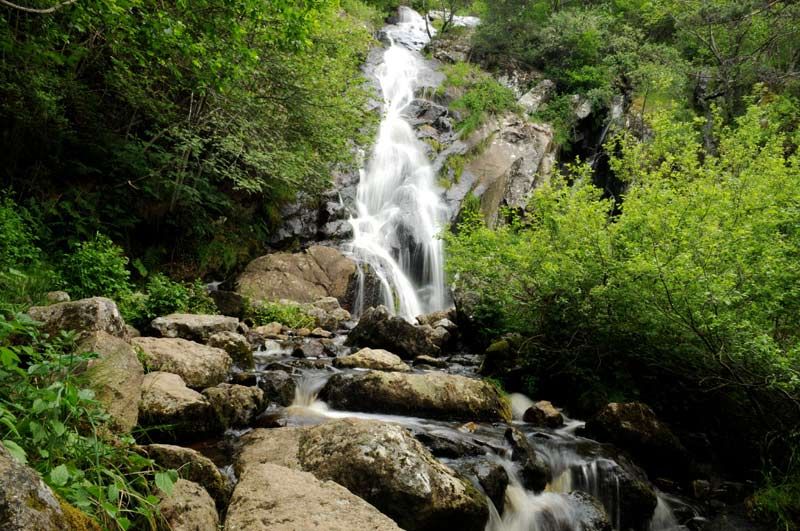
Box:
[59,497,103,531]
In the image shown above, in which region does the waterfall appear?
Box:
[347,7,449,321]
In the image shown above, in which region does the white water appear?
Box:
[348,7,449,320]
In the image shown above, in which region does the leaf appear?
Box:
[77,388,95,401]
[2,440,27,464]
[154,471,175,496]
[50,464,70,487]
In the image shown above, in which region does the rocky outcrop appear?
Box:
[504,427,551,492]
[77,331,144,433]
[207,331,253,369]
[235,419,489,531]
[346,305,441,359]
[462,461,509,514]
[0,445,100,530]
[202,383,263,429]
[332,347,411,372]
[224,463,401,531]
[462,113,556,227]
[158,479,218,531]
[585,402,689,478]
[257,371,296,406]
[320,370,511,422]
[236,245,357,306]
[518,79,556,114]
[27,297,126,338]
[150,313,239,342]
[140,444,229,509]
[567,492,613,531]
[138,372,212,436]
[523,400,564,428]
[132,337,231,389]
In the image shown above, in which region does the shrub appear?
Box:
[62,233,132,301]
[0,197,39,271]
[248,301,316,329]
[120,275,217,329]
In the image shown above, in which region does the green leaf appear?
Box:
[2,440,27,464]
[154,471,175,495]
[77,388,95,401]
[50,464,70,487]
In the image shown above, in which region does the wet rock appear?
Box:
[209,290,247,319]
[310,327,332,338]
[523,400,564,429]
[141,444,229,508]
[294,327,311,337]
[138,372,212,436]
[45,290,70,304]
[27,297,126,338]
[333,347,411,372]
[518,79,556,114]
[412,430,487,458]
[202,383,263,429]
[150,313,239,342]
[585,402,689,479]
[77,331,144,433]
[257,370,296,406]
[346,305,440,359]
[416,309,454,327]
[0,445,101,530]
[158,479,218,531]
[224,463,401,531]
[448,354,483,367]
[235,427,303,475]
[250,321,283,341]
[320,370,511,422]
[236,245,357,306]
[465,461,509,514]
[504,427,551,492]
[291,338,326,358]
[413,355,449,369]
[207,331,253,370]
[567,491,613,531]
[132,337,231,389]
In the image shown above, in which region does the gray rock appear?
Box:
[346,305,440,359]
[132,337,232,389]
[158,479,218,531]
[202,383,263,429]
[518,79,556,114]
[140,444,230,509]
[257,371,296,406]
[27,297,126,339]
[138,372,212,436]
[207,331,253,370]
[504,427,551,492]
[150,313,239,342]
[333,348,411,372]
[45,291,70,304]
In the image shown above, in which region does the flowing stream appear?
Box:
[347,7,449,320]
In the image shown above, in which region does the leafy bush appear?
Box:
[248,301,316,329]
[0,197,39,271]
[0,314,175,529]
[62,234,132,301]
[440,62,518,136]
[121,275,217,329]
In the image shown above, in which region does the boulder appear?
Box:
[138,372,212,436]
[27,297,126,338]
[251,321,283,338]
[0,445,101,530]
[236,419,489,531]
[416,308,456,327]
[523,400,564,428]
[209,290,247,319]
[585,402,689,478]
[158,479,218,531]
[463,461,509,514]
[333,348,411,372]
[224,463,401,531]
[320,370,511,421]
[310,327,332,338]
[140,444,229,508]
[202,383,263,429]
[45,291,70,304]
[236,245,357,306]
[257,371,296,406]
[150,313,239,342]
[77,331,144,433]
[207,331,253,369]
[413,355,449,369]
[346,305,440,359]
[132,337,231,389]
[567,492,613,531]
[291,339,326,358]
[504,427,551,492]
[313,296,342,313]
[518,79,556,114]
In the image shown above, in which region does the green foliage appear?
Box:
[0,197,39,271]
[752,462,800,531]
[0,314,174,529]
[61,234,132,301]
[120,275,216,329]
[248,301,316,329]
[440,62,518,136]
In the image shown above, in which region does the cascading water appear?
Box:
[347,7,449,320]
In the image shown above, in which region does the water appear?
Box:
[347,7,449,320]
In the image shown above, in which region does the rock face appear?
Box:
[207,331,253,369]
[150,313,239,342]
[320,371,511,422]
[504,427,551,492]
[463,113,556,227]
[202,383,263,429]
[132,337,231,389]
[346,305,441,359]
[567,492,613,531]
[77,331,144,433]
[518,79,556,114]
[158,479,218,531]
[224,463,401,531]
[523,400,564,428]
[27,297,126,338]
[257,371,296,406]
[332,347,411,372]
[585,402,689,478]
[140,444,229,509]
[0,445,100,530]
[138,372,211,436]
[236,245,357,306]
[236,420,488,531]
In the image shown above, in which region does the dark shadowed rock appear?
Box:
[345,305,440,359]
[523,400,564,428]
[257,370,296,406]
[504,427,551,492]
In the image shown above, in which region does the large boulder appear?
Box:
[150,313,238,342]
[77,331,144,433]
[585,402,689,478]
[207,331,253,369]
[523,400,564,429]
[158,479,218,531]
[321,370,511,422]
[138,372,212,436]
[504,427,551,492]
[332,347,411,372]
[224,463,401,531]
[236,419,489,531]
[345,305,440,359]
[236,245,357,306]
[202,383,263,429]
[257,371,296,406]
[132,337,231,389]
[0,445,100,530]
[140,444,229,509]
[27,297,126,338]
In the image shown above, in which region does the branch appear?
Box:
[0,0,76,13]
